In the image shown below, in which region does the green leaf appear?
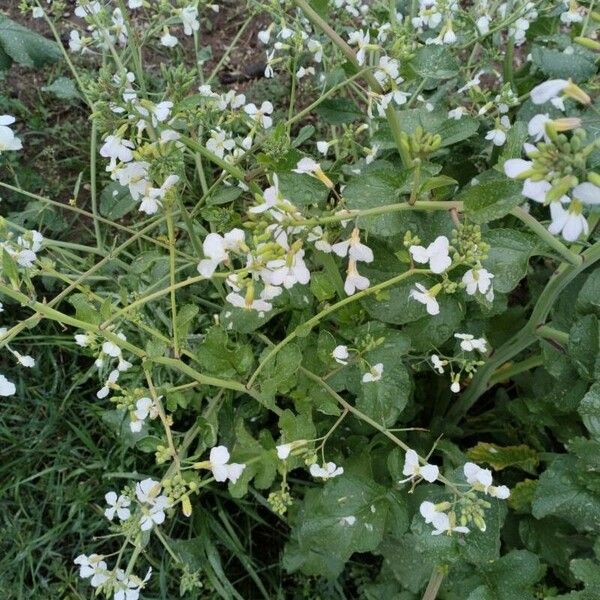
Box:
[532,455,600,533]
[2,248,19,285]
[467,443,539,473]
[460,177,523,223]
[531,45,597,83]
[68,293,101,325]
[579,383,600,439]
[568,315,599,380]
[410,45,460,79]
[357,360,412,427]
[483,229,543,293]
[175,304,199,347]
[315,98,363,124]
[283,474,393,578]
[195,326,254,378]
[42,77,80,101]
[100,182,137,220]
[277,171,329,206]
[436,116,479,148]
[0,16,61,69]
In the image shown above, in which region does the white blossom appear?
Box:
[409,236,451,274]
[362,363,383,383]
[0,115,23,153]
[209,445,246,483]
[104,491,131,521]
[0,374,16,396]
[409,283,440,315]
[310,461,344,479]
[332,345,349,365]
[454,333,487,352]
[401,449,439,483]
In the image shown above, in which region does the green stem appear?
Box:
[0,283,259,398]
[447,239,600,424]
[90,121,102,249]
[166,206,180,357]
[422,568,445,600]
[536,325,569,346]
[290,201,464,227]
[293,0,411,167]
[246,268,428,388]
[488,353,544,387]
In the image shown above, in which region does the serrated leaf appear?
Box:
[467,443,539,473]
[277,171,329,206]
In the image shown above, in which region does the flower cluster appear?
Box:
[504,79,599,242]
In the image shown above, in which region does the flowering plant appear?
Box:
[2,0,600,597]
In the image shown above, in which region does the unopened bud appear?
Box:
[182,495,192,517]
[564,82,591,105]
[574,37,600,51]
[553,117,581,132]
[585,172,600,188]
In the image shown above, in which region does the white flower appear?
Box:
[136,478,161,504]
[362,363,383,383]
[454,333,487,352]
[130,396,159,432]
[263,249,310,289]
[0,115,23,153]
[180,5,199,35]
[104,491,131,521]
[548,201,588,241]
[530,79,568,105]
[276,443,293,460]
[139,496,169,531]
[503,158,533,179]
[74,553,110,587]
[0,374,16,396]
[344,259,370,295]
[332,345,349,365]
[244,101,274,129]
[197,233,227,277]
[293,157,333,188]
[528,113,551,142]
[75,333,92,347]
[15,353,35,368]
[68,30,83,52]
[332,228,374,263]
[102,340,122,357]
[100,134,134,165]
[409,283,440,315]
[448,107,467,120]
[309,462,344,479]
[420,501,470,535]
[74,1,101,18]
[209,445,246,483]
[374,55,400,87]
[139,174,179,214]
[160,29,178,47]
[450,379,461,393]
[462,268,494,296]
[485,116,510,146]
[316,140,330,155]
[206,128,236,159]
[307,39,323,63]
[401,449,439,483]
[463,462,493,492]
[409,236,451,274]
[490,485,511,499]
[250,174,285,214]
[226,292,272,312]
[347,30,370,65]
[431,354,446,374]
[573,182,600,205]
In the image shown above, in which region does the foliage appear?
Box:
[1,0,600,598]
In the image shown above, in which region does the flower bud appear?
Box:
[574,37,600,51]
[564,82,591,105]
